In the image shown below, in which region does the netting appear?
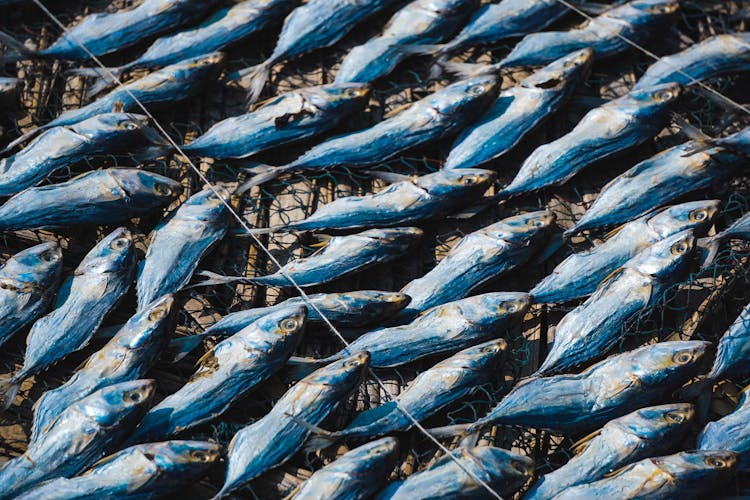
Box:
[1,0,750,497]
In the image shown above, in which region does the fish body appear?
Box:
[697,385,750,469]
[250,227,423,287]
[537,230,695,375]
[130,306,307,443]
[532,200,719,304]
[0,228,137,410]
[31,295,175,439]
[444,48,592,170]
[0,380,155,499]
[376,446,533,499]
[633,33,750,90]
[709,301,750,380]
[15,440,221,500]
[214,352,370,498]
[0,113,168,196]
[567,142,740,236]
[399,211,553,318]
[0,242,63,347]
[552,451,738,500]
[502,82,681,197]
[526,403,695,500]
[334,0,475,83]
[712,210,750,242]
[136,186,231,311]
[183,83,371,159]
[0,169,181,232]
[0,77,20,108]
[696,125,750,156]
[466,340,708,433]
[291,437,399,500]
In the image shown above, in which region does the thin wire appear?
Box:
[27,1,504,498]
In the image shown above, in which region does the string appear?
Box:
[26,1,504,497]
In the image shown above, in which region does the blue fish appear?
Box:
[182,83,371,159]
[687,124,750,156]
[697,384,750,470]
[0,227,137,411]
[213,352,370,498]
[708,301,750,381]
[0,242,63,348]
[444,48,593,170]
[375,446,533,499]
[532,200,720,304]
[136,186,231,311]
[526,403,695,500]
[0,168,182,231]
[31,295,175,439]
[0,380,155,499]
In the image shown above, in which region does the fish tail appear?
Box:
[237,165,290,192]
[0,30,34,63]
[442,60,496,79]
[426,422,474,438]
[0,126,48,155]
[283,413,341,451]
[697,235,722,270]
[0,375,21,412]
[210,485,232,500]
[188,270,252,289]
[67,65,125,99]
[231,60,274,103]
[396,43,448,58]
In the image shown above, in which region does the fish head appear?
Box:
[0,77,20,94]
[305,351,370,388]
[523,48,593,90]
[3,241,63,287]
[469,447,535,487]
[629,340,709,386]
[315,82,372,111]
[459,292,530,329]
[324,291,411,319]
[646,200,721,238]
[627,82,682,111]
[78,379,155,428]
[114,169,183,204]
[76,227,136,275]
[623,229,695,280]
[120,294,176,349]
[613,403,694,443]
[253,304,308,341]
[146,440,222,472]
[484,210,555,245]
[72,112,155,141]
[421,168,495,199]
[430,74,499,115]
[652,451,738,485]
[176,186,231,222]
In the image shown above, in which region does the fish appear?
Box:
[707,301,750,381]
[15,440,222,500]
[0,168,182,231]
[72,0,294,98]
[136,186,231,311]
[289,437,399,500]
[306,339,507,449]
[707,211,750,244]
[0,227,137,411]
[213,351,370,498]
[0,242,63,348]
[566,142,740,237]
[0,380,155,499]
[432,340,708,434]
[168,291,410,362]
[182,83,371,159]
[333,0,476,84]
[243,227,423,288]
[536,230,695,375]
[0,77,20,108]
[0,113,170,196]
[526,403,695,500]
[30,295,175,440]
[241,76,498,187]
[633,33,750,90]
[500,82,681,198]
[443,48,592,170]
[697,384,750,470]
[551,451,738,500]
[0,0,220,62]
[399,211,553,319]
[685,124,750,156]
[243,168,495,234]
[129,306,308,444]
[375,446,534,499]
[531,200,720,304]
[289,292,529,374]
[228,0,402,101]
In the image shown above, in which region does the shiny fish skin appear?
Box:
[0,228,137,411]
[15,440,221,500]
[399,211,553,319]
[502,82,681,197]
[136,186,231,311]
[444,48,592,170]
[31,295,175,439]
[243,76,498,187]
[0,168,182,231]
[552,451,738,500]
[633,33,750,90]
[697,385,750,469]
[291,437,399,500]
[526,403,695,500]
[249,227,423,287]
[532,201,719,304]
[0,380,155,499]
[708,301,750,380]
[214,352,370,498]
[182,83,371,159]
[537,230,695,375]
[376,446,533,500]
[334,0,475,84]
[129,306,307,444]
[0,242,62,348]
[567,142,740,236]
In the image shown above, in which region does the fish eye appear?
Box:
[666,411,686,424]
[154,183,172,196]
[192,451,210,462]
[280,318,299,331]
[344,359,360,368]
[124,122,139,130]
[149,307,167,321]
[126,391,142,403]
[690,210,707,221]
[461,175,477,185]
[510,460,529,475]
[507,304,518,313]
[655,90,674,101]
[671,241,689,255]
[706,457,727,468]
[110,237,129,250]
[672,351,693,364]
[468,84,485,95]
[41,251,58,263]
[344,88,361,97]
[531,218,546,228]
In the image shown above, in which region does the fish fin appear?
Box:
[195,347,218,370]
[186,270,251,289]
[237,165,290,193]
[0,126,48,155]
[310,234,332,248]
[601,223,626,240]
[166,333,210,363]
[0,30,34,63]
[383,102,413,119]
[442,61,494,79]
[0,375,21,412]
[672,115,716,155]
[283,412,340,451]
[425,423,473,438]
[230,60,274,104]
[596,267,625,289]
[364,170,415,184]
[697,236,720,270]
[570,428,602,455]
[68,66,125,99]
